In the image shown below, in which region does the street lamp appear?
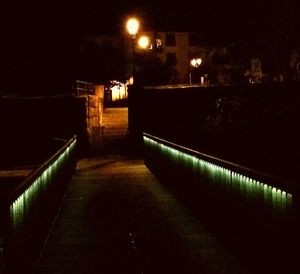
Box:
[190,58,202,68]
[189,58,202,84]
[126,18,139,38]
[126,18,140,83]
[137,35,150,49]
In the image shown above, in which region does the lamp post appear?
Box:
[126,18,140,84]
[189,58,202,84]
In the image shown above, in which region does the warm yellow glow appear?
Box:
[138,35,150,49]
[128,76,134,85]
[191,58,202,67]
[126,18,139,37]
[111,82,128,101]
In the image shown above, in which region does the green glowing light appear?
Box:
[10,138,77,233]
[143,135,292,213]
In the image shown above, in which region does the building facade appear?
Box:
[83,31,242,85]
[87,32,208,84]
[134,31,207,84]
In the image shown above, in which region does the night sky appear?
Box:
[3,0,298,42]
[1,0,299,92]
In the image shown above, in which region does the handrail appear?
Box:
[74,80,94,96]
[143,132,294,194]
[7,135,76,205]
[2,135,77,273]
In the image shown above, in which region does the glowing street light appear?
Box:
[189,58,202,84]
[126,17,140,84]
[126,18,139,38]
[138,35,150,49]
[190,58,202,68]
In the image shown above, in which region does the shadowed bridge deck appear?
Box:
[33,107,252,274]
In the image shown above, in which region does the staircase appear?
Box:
[100,107,129,154]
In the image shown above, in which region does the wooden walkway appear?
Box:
[33,107,249,274]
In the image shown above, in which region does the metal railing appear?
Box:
[143,132,294,215]
[74,80,95,96]
[1,136,77,273]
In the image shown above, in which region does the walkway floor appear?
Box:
[33,107,249,274]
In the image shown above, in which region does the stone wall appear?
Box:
[85,87,104,154]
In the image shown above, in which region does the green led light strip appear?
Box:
[9,138,76,230]
[144,135,292,213]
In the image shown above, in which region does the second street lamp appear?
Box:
[189,58,202,84]
[138,35,150,49]
[191,58,202,68]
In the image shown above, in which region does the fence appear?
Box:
[74,80,95,96]
[0,136,77,274]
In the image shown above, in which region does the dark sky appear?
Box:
[0,0,299,92]
[1,0,299,87]
[2,0,299,43]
